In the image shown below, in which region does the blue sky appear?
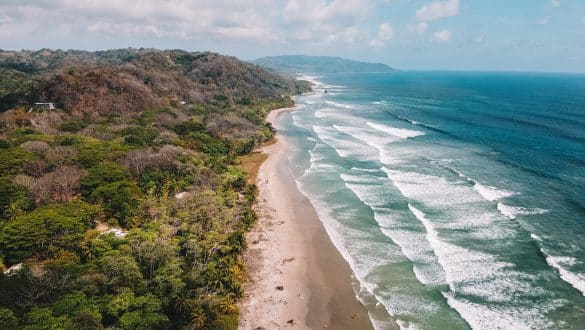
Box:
[1,0,584,72]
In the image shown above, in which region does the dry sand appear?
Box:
[238,107,373,329]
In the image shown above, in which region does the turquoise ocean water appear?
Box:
[277,72,585,329]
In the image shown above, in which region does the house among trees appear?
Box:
[32,102,55,111]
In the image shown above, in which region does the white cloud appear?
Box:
[369,22,393,47]
[537,18,549,25]
[283,0,372,25]
[0,0,377,47]
[369,39,384,47]
[551,0,560,8]
[342,26,361,44]
[411,22,429,34]
[0,15,13,24]
[432,29,451,42]
[377,23,394,41]
[282,0,374,45]
[0,0,281,42]
[416,0,459,22]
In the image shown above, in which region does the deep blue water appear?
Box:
[277,71,585,329]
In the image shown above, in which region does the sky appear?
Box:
[0,0,584,72]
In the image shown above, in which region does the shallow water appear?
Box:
[277,72,585,329]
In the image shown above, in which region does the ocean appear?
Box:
[276,71,585,329]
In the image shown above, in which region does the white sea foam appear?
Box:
[443,293,552,330]
[395,319,422,330]
[314,107,344,118]
[297,74,321,85]
[382,168,485,207]
[332,125,406,165]
[340,173,447,286]
[531,233,543,241]
[407,204,555,328]
[305,148,340,173]
[381,167,514,240]
[497,203,549,219]
[473,183,516,201]
[367,121,425,139]
[530,234,585,296]
[379,226,446,286]
[440,166,517,202]
[351,167,380,173]
[537,245,585,296]
[292,113,312,130]
[334,125,398,149]
[314,109,328,118]
[325,100,353,109]
[313,125,375,160]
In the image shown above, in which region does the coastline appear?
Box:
[238,106,374,329]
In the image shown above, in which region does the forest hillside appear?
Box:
[0,48,310,329]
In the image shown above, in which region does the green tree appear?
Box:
[0,201,100,263]
[0,176,30,220]
[98,252,145,293]
[24,307,71,330]
[0,308,18,329]
[103,290,169,329]
[0,147,35,175]
[80,163,141,225]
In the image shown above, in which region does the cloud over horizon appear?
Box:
[0,0,583,72]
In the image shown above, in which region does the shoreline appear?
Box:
[238,106,374,329]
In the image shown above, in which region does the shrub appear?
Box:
[221,167,246,190]
[0,176,30,220]
[173,119,204,136]
[213,94,228,101]
[54,135,83,146]
[184,132,228,156]
[0,147,36,175]
[8,128,53,145]
[80,162,131,192]
[206,313,238,330]
[76,141,133,168]
[237,97,251,105]
[120,127,158,146]
[58,120,88,133]
[20,140,50,153]
[0,307,18,329]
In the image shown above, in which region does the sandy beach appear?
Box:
[238,107,373,329]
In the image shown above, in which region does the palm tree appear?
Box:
[190,309,206,329]
[219,294,237,314]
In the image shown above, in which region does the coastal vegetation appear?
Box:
[0,48,309,329]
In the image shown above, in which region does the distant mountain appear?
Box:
[252,55,395,74]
